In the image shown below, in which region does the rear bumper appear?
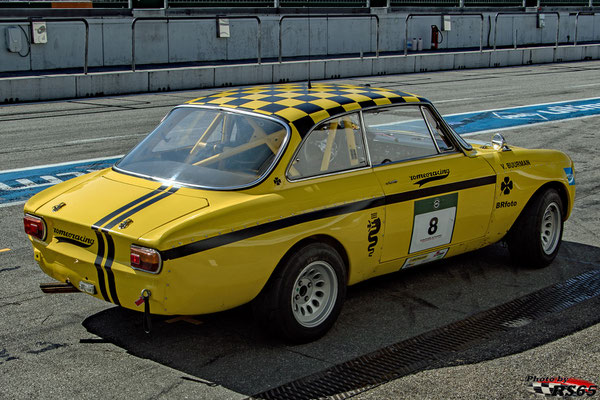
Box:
[34,246,169,314]
[31,242,267,316]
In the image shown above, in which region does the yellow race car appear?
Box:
[23,84,575,343]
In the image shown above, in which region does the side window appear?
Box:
[288,113,367,179]
[363,105,438,165]
[422,107,455,152]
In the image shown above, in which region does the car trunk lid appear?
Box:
[36,172,209,242]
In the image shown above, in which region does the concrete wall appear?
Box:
[1,12,600,73]
[2,44,600,103]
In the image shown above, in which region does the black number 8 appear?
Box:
[428,217,438,235]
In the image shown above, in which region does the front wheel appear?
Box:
[507,188,564,268]
[253,243,346,343]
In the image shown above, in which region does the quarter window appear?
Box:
[422,107,454,152]
[288,113,367,179]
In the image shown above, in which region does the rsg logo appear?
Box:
[526,376,598,397]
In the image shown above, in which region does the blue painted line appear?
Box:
[445,97,600,135]
[0,157,120,206]
[2,97,600,207]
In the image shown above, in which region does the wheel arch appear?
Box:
[508,180,570,236]
[530,181,570,221]
[265,234,351,291]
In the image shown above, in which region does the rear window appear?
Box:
[115,107,289,189]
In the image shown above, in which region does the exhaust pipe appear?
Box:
[40,282,80,294]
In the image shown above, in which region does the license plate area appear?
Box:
[78,281,96,295]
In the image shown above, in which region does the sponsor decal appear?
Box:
[564,167,575,186]
[53,227,94,248]
[500,159,531,170]
[410,169,450,187]
[409,193,457,254]
[367,213,381,257]
[496,200,517,209]
[403,248,448,269]
[501,177,514,195]
[525,376,598,397]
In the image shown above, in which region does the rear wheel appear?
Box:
[507,188,564,268]
[253,243,346,343]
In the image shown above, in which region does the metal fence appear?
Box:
[0,17,89,73]
[131,15,262,71]
[0,0,596,7]
[2,11,597,74]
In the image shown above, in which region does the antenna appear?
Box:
[307,1,312,89]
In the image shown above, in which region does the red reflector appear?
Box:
[130,245,161,273]
[24,214,46,241]
[130,253,141,266]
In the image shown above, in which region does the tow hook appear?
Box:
[135,289,152,334]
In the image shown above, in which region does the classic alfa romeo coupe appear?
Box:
[24,84,575,342]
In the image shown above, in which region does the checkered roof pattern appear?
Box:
[186,84,429,136]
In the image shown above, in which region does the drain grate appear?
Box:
[252,269,600,400]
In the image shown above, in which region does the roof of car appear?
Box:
[186,83,429,136]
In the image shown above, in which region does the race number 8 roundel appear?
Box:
[409,193,458,253]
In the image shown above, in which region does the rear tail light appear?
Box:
[130,245,162,274]
[24,214,47,241]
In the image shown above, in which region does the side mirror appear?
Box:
[491,133,510,151]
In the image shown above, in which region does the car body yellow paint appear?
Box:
[24,84,575,317]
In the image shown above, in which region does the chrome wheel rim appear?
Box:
[541,201,561,255]
[291,261,338,328]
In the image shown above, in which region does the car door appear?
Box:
[362,104,497,267]
[284,111,387,283]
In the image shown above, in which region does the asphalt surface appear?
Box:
[1,61,599,399]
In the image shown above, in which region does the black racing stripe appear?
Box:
[161,175,497,261]
[162,197,386,261]
[385,176,497,205]
[93,184,168,227]
[102,230,120,306]
[92,228,110,301]
[103,187,179,230]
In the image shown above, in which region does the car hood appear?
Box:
[34,170,209,240]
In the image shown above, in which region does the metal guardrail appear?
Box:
[404,13,484,56]
[493,11,560,50]
[131,16,261,72]
[0,17,89,74]
[0,0,598,6]
[278,14,379,63]
[0,12,591,76]
[574,11,597,46]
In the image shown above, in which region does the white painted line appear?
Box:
[0,155,123,175]
[15,179,36,187]
[64,134,145,145]
[40,175,63,185]
[0,200,26,209]
[573,83,600,88]
[435,97,477,104]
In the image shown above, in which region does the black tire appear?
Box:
[506,188,564,269]
[253,243,347,343]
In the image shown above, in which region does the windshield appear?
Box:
[115,107,289,189]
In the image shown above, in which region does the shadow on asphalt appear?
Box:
[82,241,600,396]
